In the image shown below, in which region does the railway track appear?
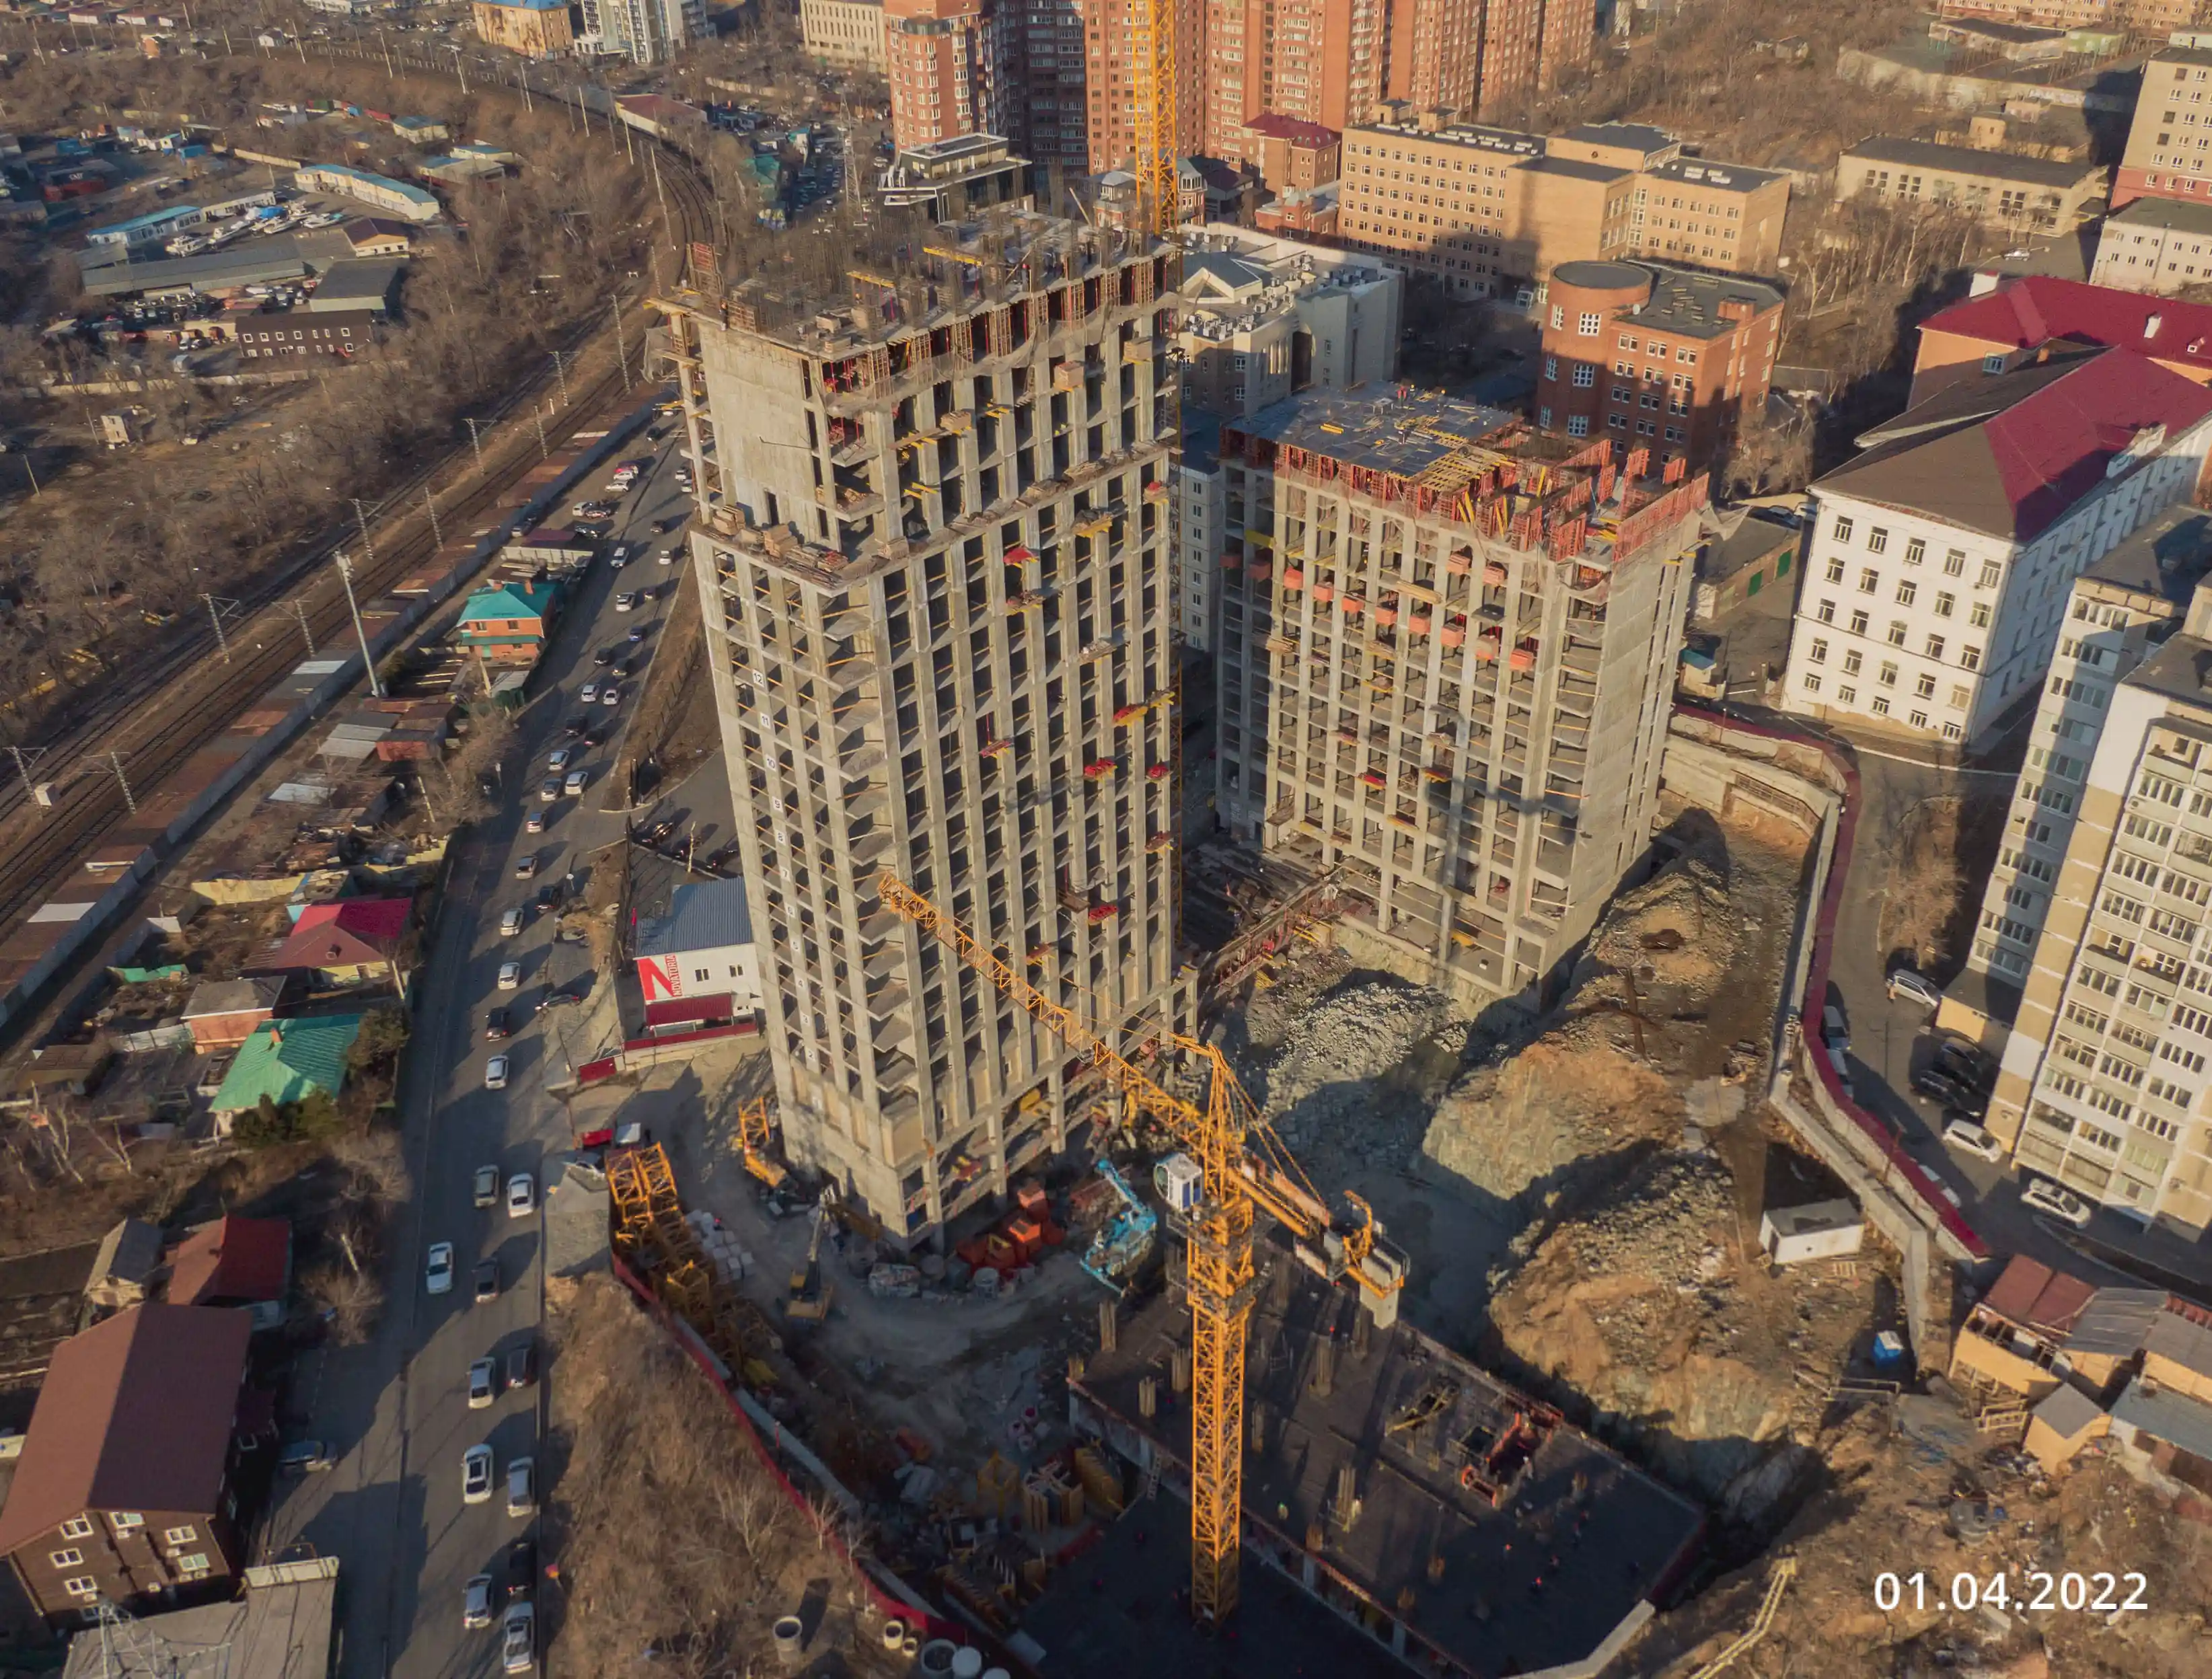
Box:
[0,63,723,967]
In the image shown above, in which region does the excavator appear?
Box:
[784,1191,835,1324]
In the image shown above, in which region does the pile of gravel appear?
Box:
[1239,975,1463,1170]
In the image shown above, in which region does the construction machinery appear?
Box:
[1080,1160,1158,1296]
[735,1094,787,1189]
[878,870,1407,1625]
[785,1193,834,1324]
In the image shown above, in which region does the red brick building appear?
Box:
[885,0,1014,153]
[1537,259,1784,472]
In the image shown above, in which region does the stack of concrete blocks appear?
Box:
[683,1208,747,1283]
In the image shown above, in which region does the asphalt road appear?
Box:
[1819,732,2212,1292]
[257,429,697,1677]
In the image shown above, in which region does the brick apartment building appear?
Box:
[1337,116,1786,295]
[0,1306,255,1627]
[1239,112,1341,193]
[885,0,1016,151]
[1536,259,1784,472]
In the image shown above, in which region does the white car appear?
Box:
[484,1054,510,1090]
[2023,1179,2094,1228]
[614,591,637,613]
[547,746,574,773]
[507,1173,536,1219]
[507,1455,536,1516]
[1886,968,1943,1010]
[463,1444,494,1504]
[499,907,523,938]
[497,961,522,990]
[468,1358,498,1409]
[525,809,547,835]
[579,680,599,704]
[599,685,621,709]
[609,544,631,568]
[464,1573,494,1629]
[503,1602,535,1673]
[1943,1119,2004,1162]
[658,546,677,565]
[426,1241,455,1296]
[564,768,589,796]
[474,1164,500,1207]
[538,777,561,804]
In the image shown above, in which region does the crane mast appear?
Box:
[876,871,1405,1623]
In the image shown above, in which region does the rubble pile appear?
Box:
[1585,851,1736,1003]
[1486,1143,1880,1524]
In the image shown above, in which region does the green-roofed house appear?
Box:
[456,581,558,665]
[209,1013,363,1136]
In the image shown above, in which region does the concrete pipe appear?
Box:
[951,1649,984,1679]
[882,1620,910,1651]
[916,1639,959,1676]
[771,1615,805,1670]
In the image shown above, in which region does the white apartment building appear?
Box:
[1781,349,2212,745]
[2092,196,2212,296]
[1951,506,2212,1045]
[800,0,885,67]
[1988,591,2212,1236]
[1179,414,1225,653]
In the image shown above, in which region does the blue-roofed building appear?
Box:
[292,163,441,224]
[634,879,761,1031]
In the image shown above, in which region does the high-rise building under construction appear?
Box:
[658,220,1185,1245]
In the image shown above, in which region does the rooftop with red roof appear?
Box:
[1919,276,2212,377]
[168,1215,292,1309]
[1977,1255,2099,1339]
[1241,112,1339,147]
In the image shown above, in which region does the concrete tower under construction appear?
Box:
[658,218,1185,1247]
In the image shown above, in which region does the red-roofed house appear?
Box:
[1910,276,2212,408]
[1780,346,2212,745]
[1949,1256,2100,1404]
[253,897,413,996]
[167,1216,292,1330]
[1237,112,1341,193]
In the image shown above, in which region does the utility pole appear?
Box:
[533,408,549,461]
[464,416,486,474]
[201,593,234,663]
[422,482,442,548]
[6,745,47,809]
[550,349,570,409]
[379,26,392,76]
[291,599,315,655]
[610,298,630,391]
[350,498,377,568]
[108,752,137,814]
[335,553,384,699]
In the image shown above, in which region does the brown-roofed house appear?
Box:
[180,977,288,1053]
[343,217,414,258]
[166,1217,292,1331]
[0,1304,254,1625]
[1948,1255,2100,1403]
[250,898,412,997]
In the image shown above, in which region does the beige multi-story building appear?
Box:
[1210,393,1702,1008]
[801,0,886,67]
[1175,225,1403,420]
[471,0,576,58]
[1948,506,2212,1052]
[1337,116,1785,297]
[2114,45,2212,211]
[657,218,1183,1245]
[2093,196,2212,294]
[1837,137,2108,234]
[1981,567,2212,1236]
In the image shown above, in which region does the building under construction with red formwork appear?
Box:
[1052,1249,1703,1679]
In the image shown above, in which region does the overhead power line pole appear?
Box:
[335,553,383,699]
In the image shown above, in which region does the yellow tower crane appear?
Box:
[877,871,1407,1625]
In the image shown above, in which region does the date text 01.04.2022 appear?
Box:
[1874,1571,2147,1614]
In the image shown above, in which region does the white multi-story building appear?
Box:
[1983,579,2212,1236]
[1179,414,1224,654]
[1780,348,2212,745]
[1950,505,2212,1047]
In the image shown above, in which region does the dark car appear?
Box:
[507,1538,537,1600]
[485,1007,510,1041]
[506,1340,536,1391]
[473,1259,500,1303]
[537,988,582,1014]
[563,713,591,736]
[1911,1067,1970,1109]
[1933,1042,1993,1091]
[593,646,616,667]
[651,514,681,534]
[627,627,646,644]
[612,659,634,680]
[584,721,613,747]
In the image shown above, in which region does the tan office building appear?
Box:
[1836,136,2108,235]
[800,0,885,67]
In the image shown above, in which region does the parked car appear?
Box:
[506,1341,536,1392]
[484,1054,510,1090]
[464,1573,495,1629]
[485,1007,509,1041]
[474,1259,501,1302]
[1911,1066,1970,1109]
[1943,1119,2005,1162]
[500,907,523,938]
[463,1444,494,1503]
[1933,1041,1993,1091]
[474,1164,500,1207]
[468,1358,497,1409]
[497,961,522,990]
[426,1241,455,1295]
[506,1456,536,1517]
[507,1538,537,1600]
[1821,1004,1849,1059]
[278,1439,334,1474]
[507,1173,536,1219]
[2023,1179,2094,1227]
[502,1603,535,1674]
[1886,967,1942,1010]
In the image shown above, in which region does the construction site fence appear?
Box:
[607,1251,968,1648]
[1670,706,1989,1265]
